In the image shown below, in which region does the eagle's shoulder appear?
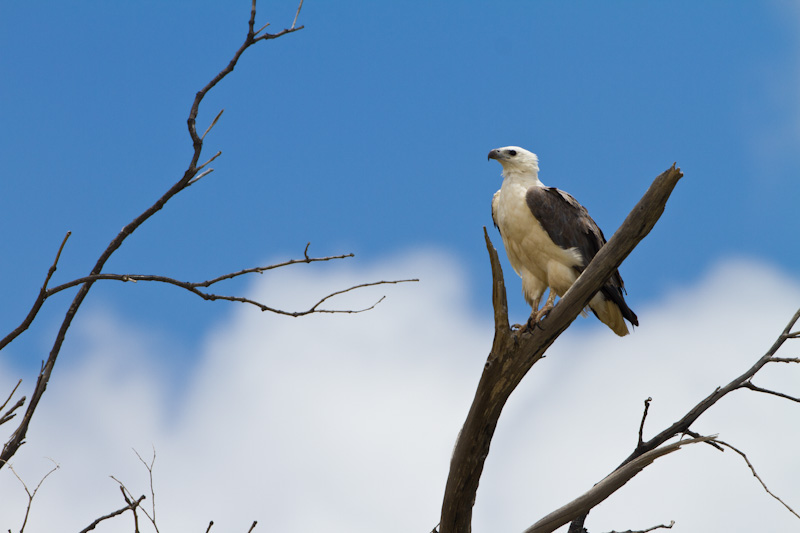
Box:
[525,184,607,263]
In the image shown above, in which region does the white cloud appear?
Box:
[1,251,799,532]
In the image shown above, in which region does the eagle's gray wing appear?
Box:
[526,186,638,326]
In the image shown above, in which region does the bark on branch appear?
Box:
[439,165,683,533]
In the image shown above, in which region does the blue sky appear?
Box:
[2,2,800,531]
[3,1,799,341]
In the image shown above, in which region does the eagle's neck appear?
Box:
[502,167,543,189]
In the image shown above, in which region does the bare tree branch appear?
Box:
[77,494,146,533]
[0,397,25,427]
[247,521,258,533]
[5,459,60,533]
[682,428,723,452]
[201,110,225,141]
[739,381,800,403]
[188,167,215,186]
[716,439,800,520]
[0,380,25,427]
[39,271,416,317]
[0,1,306,471]
[0,380,22,414]
[439,165,683,533]
[524,437,715,533]
[769,356,800,363]
[0,232,71,351]
[637,397,652,448]
[292,0,305,29]
[40,247,356,298]
[111,477,143,533]
[617,307,800,468]
[563,307,800,531]
[132,448,160,533]
[1,244,376,354]
[603,520,675,533]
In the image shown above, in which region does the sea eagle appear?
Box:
[489,146,638,336]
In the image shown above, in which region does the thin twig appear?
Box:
[201,109,224,140]
[292,0,304,29]
[637,397,652,447]
[247,521,258,533]
[133,447,159,533]
[187,167,215,186]
[604,520,675,533]
[739,381,800,403]
[42,249,357,297]
[716,439,800,520]
[682,429,724,452]
[782,309,800,337]
[769,357,800,363]
[0,232,71,351]
[3,247,359,354]
[197,150,222,172]
[112,477,142,533]
[78,495,146,533]
[6,459,60,533]
[254,22,270,36]
[0,397,26,426]
[305,279,417,314]
[0,380,22,414]
[205,521,214,533]
[41,271,416,316]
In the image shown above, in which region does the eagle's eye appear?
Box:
[508,150,517,156]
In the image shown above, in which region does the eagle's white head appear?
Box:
[487,146,540,180]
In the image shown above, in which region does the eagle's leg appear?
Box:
[526,290,557,330]
[539,289,557,319]
[524,296,543,331]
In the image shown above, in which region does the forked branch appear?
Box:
[6,460,60,533]
[77,494,146,533]
[11,245,416,318]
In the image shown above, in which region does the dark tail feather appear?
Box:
[601,284,638,327]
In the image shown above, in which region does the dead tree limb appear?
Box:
[602,520,675,533]
[24,250,416,318]
[77,494,146,533]
[0,0,303,472]
[716,439,800,520]
[558,307,800,531]
[439,164,683,533]
[0,232,71,352]
[0,380,24,427]
[614,308,800,470]
[525,436,716,533]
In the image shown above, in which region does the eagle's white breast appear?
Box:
[493,178,583,307]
